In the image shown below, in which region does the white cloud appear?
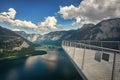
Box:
[0,8,58,32]
[0,8,16,22]
[72,17,83,25]
[0,8,16,20]
[59,5,80,19]
[38,16,57,30]
[59,0,120,25]
[0,8,37,29]
[27,34,39,42]
[11,20,38,29]
[12,28,20,31]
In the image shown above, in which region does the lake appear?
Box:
[0,50,83,80]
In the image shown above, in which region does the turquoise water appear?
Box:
[0,50,82,80]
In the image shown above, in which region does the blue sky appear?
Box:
[0,0,81,34]
[0,0,80,23]
[0,0,119,34]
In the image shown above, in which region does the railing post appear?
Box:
[111,52,116,80]
[101,41,103,52]
[73,42,76,59]
[66,41,67,46]
[70,42,71,47]
[89,40,91,49]
[118,41,120,50]
[66,41,68,46]
[80,42,81,48]
[62,40,63,46]
[64,41,65,46]
[82,44,86,70]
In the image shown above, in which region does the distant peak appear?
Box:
[82,24,95,28]
[78,23,94,30]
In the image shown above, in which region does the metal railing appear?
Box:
[62,40,120,80]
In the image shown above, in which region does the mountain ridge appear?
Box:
[15,18,120,45]
[0,26,34,52]
[36,18,120,45]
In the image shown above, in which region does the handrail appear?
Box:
[67,40,120,42]
[62,40,120,54]
[62,40,120,80]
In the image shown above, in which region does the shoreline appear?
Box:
[0,50,47,61]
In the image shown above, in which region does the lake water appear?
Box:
[0,50,83,80]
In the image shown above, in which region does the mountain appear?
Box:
[35,18,120,45]
[13,18,120,46]
[15,31,42,42]
[15,31,28,38]
[91,18,120,40]
[0,26,33,52]
[34,24,96,45]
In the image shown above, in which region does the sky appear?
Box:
[0,0,120,34]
